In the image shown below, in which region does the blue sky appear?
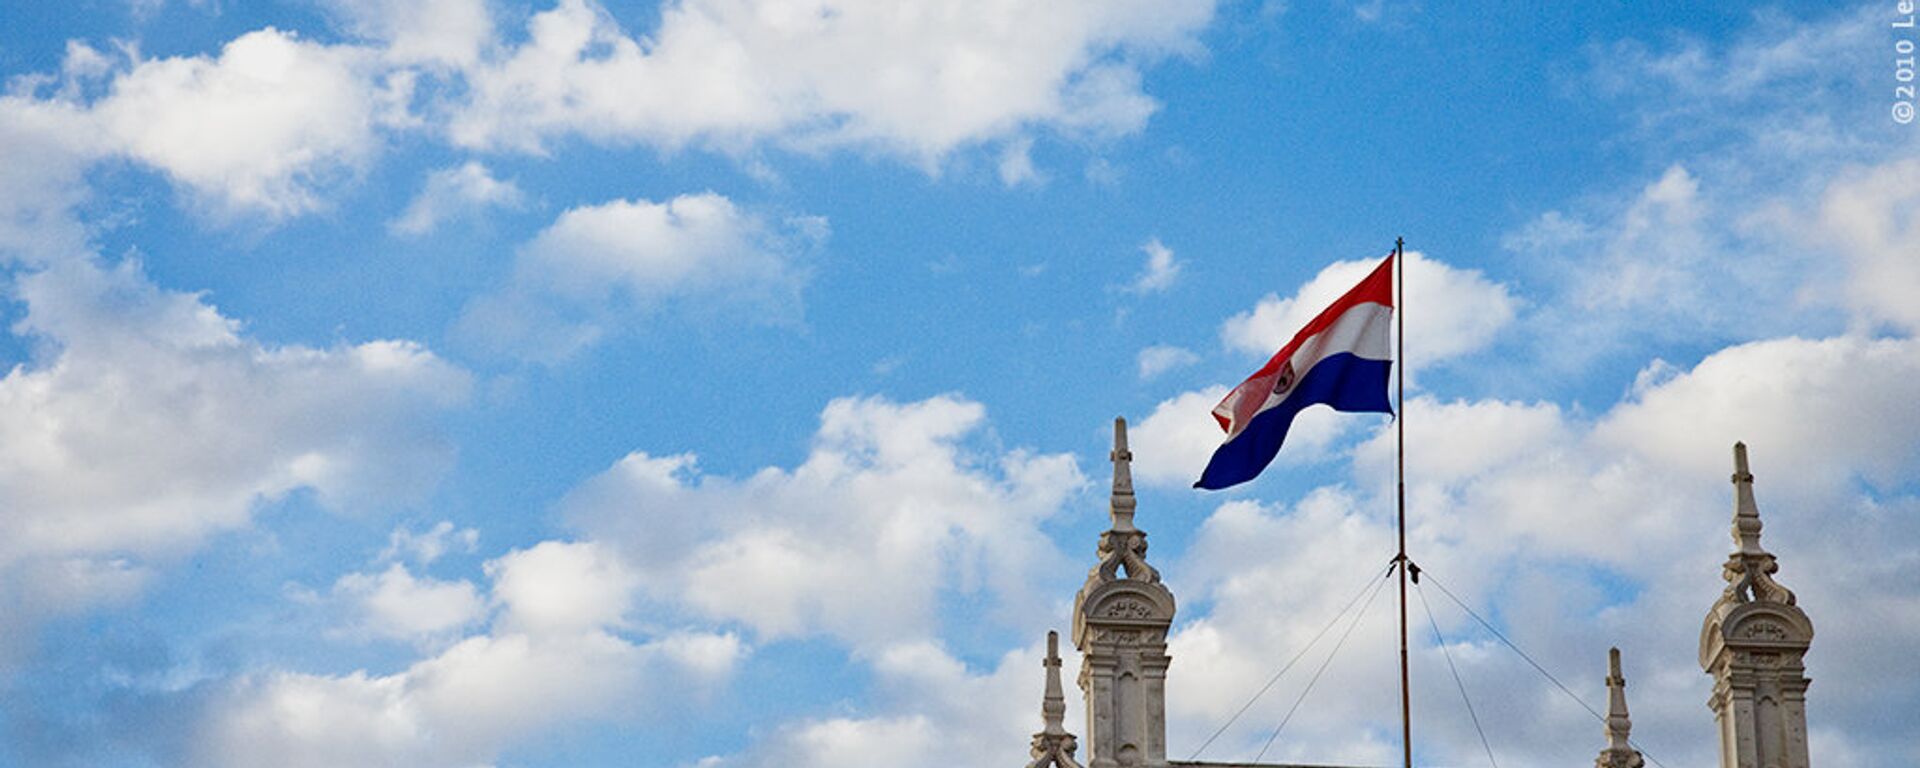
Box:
[0,1,1916,766]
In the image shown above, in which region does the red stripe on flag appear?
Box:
[1212,253,1395,432]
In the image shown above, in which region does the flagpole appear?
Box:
[1395,236,1411,768]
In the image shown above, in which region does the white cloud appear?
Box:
[998,136,1042,187]
[332,563,485,643]
[456,192,822,361]
[321,0,494,69]
[95,28,392,216]
[1220,251,1515,372]
[0,257,468,636]
[486,540,639,636]
[560,395,1084,647]
[1136,344,1199,379]
[195,539,743,768]
[1129,238,1183,294]
[1505,7,1913,370]
[523,193,804,303]
[1130,385,1229,486]
[0,94,105,263]
[389,161,524,236]
[448,0,1215,160]
[712,639,1057,768]
[379,520,479,566]
[3,0,1216,228]
[1815,157,1920,335]
[1594,335,1920,495]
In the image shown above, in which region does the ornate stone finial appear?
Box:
[1110,417,1136,533]
[1721,442,1795,605]
[1700,442,1814,768]
[1073,418,1176,768]
[1087,417,1157,586]
[1595,648,1644,768]
[1027,631,1086,768]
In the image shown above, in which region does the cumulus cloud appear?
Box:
[1504,6,1912,370]
[457,192,823,361]
[0,257,468,639]
[486,540,640,636]
[1136,344,1199,379]
[0,94,104,263]
[196,539,742,768]
[998,137,1042,187]
[1815,157,1920,334]
[389,161,524,236]
[1220,251,1515,372]
[713,639,1058,768]
[2,0,1215,228]
[560,394,1084,647]
[448,0,1215,160]
[321,0,494,69]
[1128,238,1183,294]
[94,29,395,216]
[331,563,486,643]
[1594,335,1920,495]
[379,520,479,566]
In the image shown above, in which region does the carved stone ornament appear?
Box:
[1719,443,1797,607]
[1699,443,1815,768]
[1101,599,1154,620]
[1090,529,1160,586]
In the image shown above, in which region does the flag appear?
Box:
[1195,254,1395,490]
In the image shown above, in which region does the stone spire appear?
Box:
[1596,647,1645,768]
[1027,631,1086,768]
[1087,418,1158,585]
[1109,416,1137,532]
[1701,442,1814,768]
[1073,417,1175,768]
[1723,442,1796,605]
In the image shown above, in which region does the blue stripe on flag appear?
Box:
[1194,353,1394,490]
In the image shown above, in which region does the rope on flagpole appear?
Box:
[1251,561,1397,763]
[1415,575,1500,768]
[1185,561,1396,761]
[1419,567,1675,768]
